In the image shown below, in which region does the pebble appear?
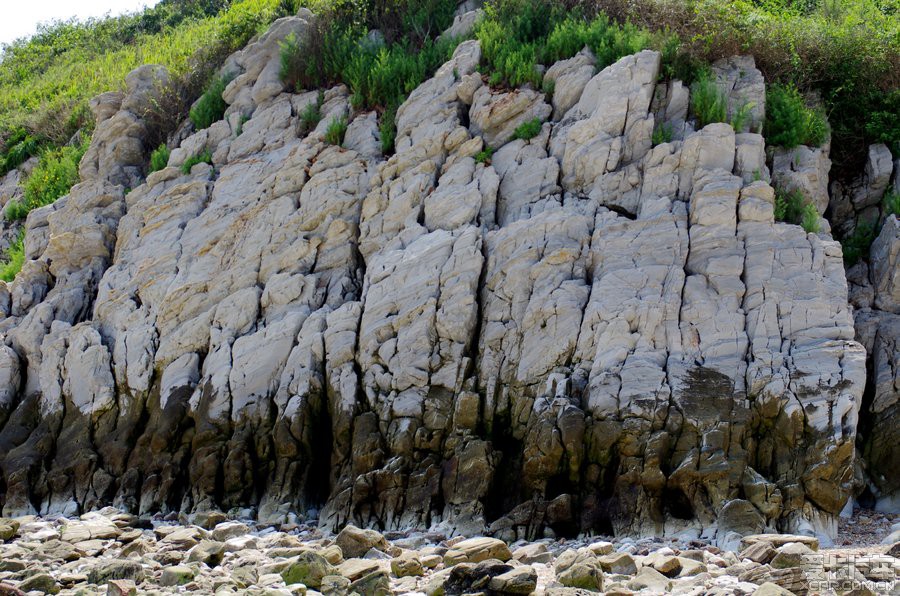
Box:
[0,510,896,594]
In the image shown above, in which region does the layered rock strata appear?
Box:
[0,15,874,549]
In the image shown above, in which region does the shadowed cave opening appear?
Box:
[663,485,695,520]
[304,399,334,509]
[483,430,524,523]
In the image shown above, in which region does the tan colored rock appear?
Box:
[444,537,512,565]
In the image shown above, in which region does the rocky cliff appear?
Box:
[0,10,895,549]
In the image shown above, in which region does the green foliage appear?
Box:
[380,105,398,154]
[189,74,231,130]
[236,114,250,136]
[299,93,323,135]
[581,0,899,174]
[324,117,348,146]
[0,0,290,150]
[542,78,555,99]
[0,128,41,175]
[841,219,878,266]
[864,89,900,148]
[652,122,674,145]
[774,188,820,233]
[475,145,494,164]
[281,1,462,155]
[800,201,820,233]
[884,188,900,218]
[7,137,90,223]
[149,143,170,173]
[730,101,755,133]
[513,118,543,141]
[0,232,26,282]
[279,32,306,91]
[690,73,727,128]
[181,149,212,174]
[765,83,828,148]
[3,200,29,221]
[476,0,559,88]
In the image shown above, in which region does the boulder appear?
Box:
[444,537,512,565]
[335,526,390,559]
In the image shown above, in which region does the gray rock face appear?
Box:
[854,215,900,511]
[0,24,870,546]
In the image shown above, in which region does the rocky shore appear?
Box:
[0,508,897,595]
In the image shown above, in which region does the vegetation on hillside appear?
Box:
[0,0,297,174]
[0,0,297,280]
[567,0,899,174]
[280,0,462,152]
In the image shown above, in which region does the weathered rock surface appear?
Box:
[0,10,875,550]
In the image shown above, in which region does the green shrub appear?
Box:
[564,0,898,175]
[841,220,878,266]
[181,149,213,174]
[542,78,555,99]
[774,188,820,233]
[765,84,828,148]
[0,232,26,282]
[149,143,170,173]
[884,188,900,218]
[0,0,288,151]
[4,200,29,221]
[380,105,398,154]
[690,73,727,128]
[652,122,673,145]
[279,32,306,91]
[324,117,347,146]
[730,101,755,133]
[17,137,90,217]
[0,128,41,175]
[513,118,543,141]
[280,3,460,156]
[476,0,561,88]
[235,114,250,136]
[800,202,820,233]
[189,74,232,130]
[475,145,495,164]
[299,93,323,135]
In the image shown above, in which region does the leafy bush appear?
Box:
[800,202,820,233]
[189,74,231,130]
[324,117,347,146]
[0,232,25,282]
[4,200,29,221]
[0,0,290,149]
[841,220,878,266]
[884,188,900,218]
[475,145,495,164]
[181,149,213,174]
[690,73,727,128]
[281,1,462,155]
[765,83,828,148]
[9,137,90,222]
[513,118,543,141]
[571,0,899,175]
[652,122,673,145]
[379,105,398,154]
[730,101,755,133]
[279,32,306,91]
[0,128,41,175]
[299,92,323,135]
[774,188,820,233]
[149,143,170,173]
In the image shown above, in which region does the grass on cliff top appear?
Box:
[569,0,900,175]
[0,0,296,174]
[281,0,462,153]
